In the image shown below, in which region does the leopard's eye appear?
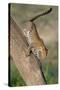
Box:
[39,50,41,55]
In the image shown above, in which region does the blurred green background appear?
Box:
[10,59,26,86]
[10,3,58,86]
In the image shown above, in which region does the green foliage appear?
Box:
[42,43,58,84]
[10,61,26,86]
[43,63,58,84]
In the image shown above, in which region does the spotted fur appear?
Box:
[23,21,48,60]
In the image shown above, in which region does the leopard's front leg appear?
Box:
[25,45,33,57]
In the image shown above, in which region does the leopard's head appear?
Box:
[39,46,48,60]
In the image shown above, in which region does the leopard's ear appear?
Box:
[45,47,48,56]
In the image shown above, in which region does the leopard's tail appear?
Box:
[30,8,52,22]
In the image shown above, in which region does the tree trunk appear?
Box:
[9,17,46,85]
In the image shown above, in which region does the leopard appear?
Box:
[23,8,52,61]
